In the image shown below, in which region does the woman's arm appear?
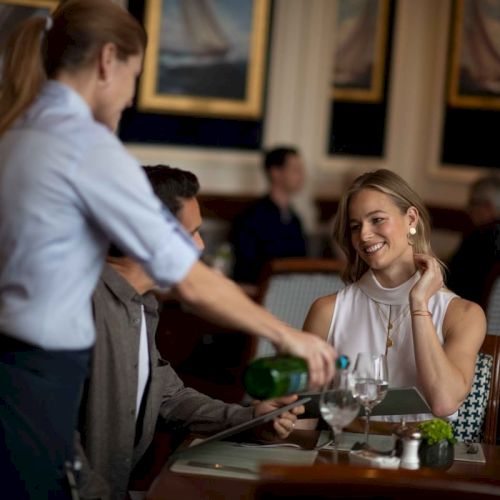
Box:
[302,294,338,341]
[295,294,337,430]
[410,254,486,417]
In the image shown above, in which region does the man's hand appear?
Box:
[277,328,336,390]
[253,395,305,441]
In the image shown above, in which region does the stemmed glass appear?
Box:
[353,353,389,446]
[319,371,360,463]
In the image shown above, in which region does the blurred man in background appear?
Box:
[231,146,307,294]
[447,175,500,304]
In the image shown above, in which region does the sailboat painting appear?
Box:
[449,0,500,109]
[332,0,390,102]
[138,0,270,119]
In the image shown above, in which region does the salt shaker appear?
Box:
[400,430,421,470]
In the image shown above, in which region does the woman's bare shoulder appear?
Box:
[303,293,338,341]
[444,296,487,341]
[446,296,486,322]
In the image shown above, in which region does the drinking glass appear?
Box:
[319,374,360,463]
[353,353,389,446]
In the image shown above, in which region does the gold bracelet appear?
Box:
[411,310,432,317]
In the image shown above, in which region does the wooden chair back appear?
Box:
[480,334,500,444]
[256,257,345,304]
[253,258,345,358]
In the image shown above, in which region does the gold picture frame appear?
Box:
[138,0,270,119]
[448,0,500,109]
[0,0,55,10]
[332,0,390,103]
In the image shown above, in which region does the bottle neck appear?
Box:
[337,368,350,389]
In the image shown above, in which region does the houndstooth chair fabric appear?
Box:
[452,353,493,442]
[255,273,344,358]
[487,276,500,335]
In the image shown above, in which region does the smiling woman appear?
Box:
[303,169,486,423]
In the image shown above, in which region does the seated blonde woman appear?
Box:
[304,169,485,422]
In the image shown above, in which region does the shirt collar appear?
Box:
[358,269,421,305]
[42,80,94,121]
[264,195,293,220]
[101,264,158,311]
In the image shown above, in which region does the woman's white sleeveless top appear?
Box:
[327,270,458,422]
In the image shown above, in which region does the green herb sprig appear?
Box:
[418,418,457,446]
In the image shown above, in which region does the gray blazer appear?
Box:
[77,265,253,500]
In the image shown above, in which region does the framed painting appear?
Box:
[448,0,500,109]
[0,0,57,76]
[332,0,390,103]
[138,0,270,120]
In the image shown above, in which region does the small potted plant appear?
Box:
[418,418,456,469]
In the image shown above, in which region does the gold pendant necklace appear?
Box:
[373,302,409,352]
[386,306,393,350]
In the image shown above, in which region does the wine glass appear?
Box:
[353,353,389,446]
[319,373,360,463]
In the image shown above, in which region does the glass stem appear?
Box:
[331,428,340,464]
[364,407,371,446]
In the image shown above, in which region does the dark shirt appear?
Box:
[77,265,253,500]
[230,196,307,283]
[447,220,500,305]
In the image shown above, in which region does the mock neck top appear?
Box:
[358,270,421,305]
[327,270,457,422]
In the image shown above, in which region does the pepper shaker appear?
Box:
[393,418,407,457]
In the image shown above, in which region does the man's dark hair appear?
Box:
[263,146,298,176]
[108,164,200,257]
[143,165,200,216]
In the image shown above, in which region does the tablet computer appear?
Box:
[300,387,430,418]
[172,396,311,457]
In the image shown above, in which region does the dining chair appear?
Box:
[452,334,500,444]
[256,463,500,499]
[253,258,345,358]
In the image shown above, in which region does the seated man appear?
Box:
[77,165,303,500]
[230,146,308,292]
[447,175,500,304]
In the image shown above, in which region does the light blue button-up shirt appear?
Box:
[0,81,199,349]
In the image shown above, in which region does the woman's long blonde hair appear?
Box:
[0,0,147,136]
[333,169,444,284]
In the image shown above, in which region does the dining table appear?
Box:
[145,422,500,500]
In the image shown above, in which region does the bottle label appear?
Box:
[287,371,308,394]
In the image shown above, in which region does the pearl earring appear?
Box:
[409,227,417,236]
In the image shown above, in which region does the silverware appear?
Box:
[314,438,334,450]
[186,460,255,474]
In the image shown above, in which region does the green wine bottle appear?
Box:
[244,354,350,400]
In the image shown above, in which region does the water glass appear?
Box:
[353,353,389,445]
[319,375,360,463]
